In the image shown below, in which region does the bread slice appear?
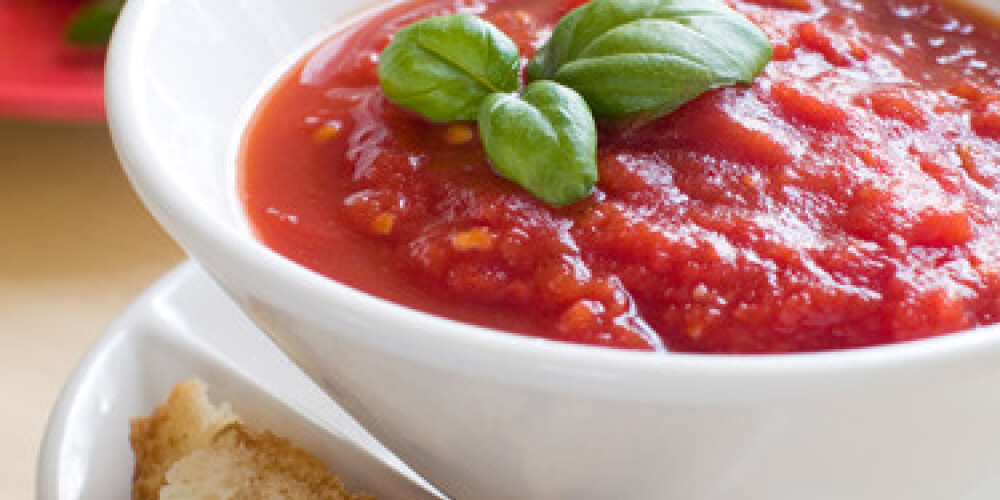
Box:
[130,378,374,500]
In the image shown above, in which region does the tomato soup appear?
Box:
[241,0,1000,353]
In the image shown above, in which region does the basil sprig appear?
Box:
[480,81,598,205]
[528,0,772,117]
[376,1,771,205]
[379,14,598,205]
[378,14,521,122]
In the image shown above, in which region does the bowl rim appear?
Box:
[105,0,1000,399]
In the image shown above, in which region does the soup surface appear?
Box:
[242,0,1000,353]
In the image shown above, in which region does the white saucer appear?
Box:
[36,261,437,500]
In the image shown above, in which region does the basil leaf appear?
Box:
[66,1,124,46]
[378,14,522,122]
[479,81,597,205]
[527,0,772,117]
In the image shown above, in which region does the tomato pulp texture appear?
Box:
[242,0,1000,354]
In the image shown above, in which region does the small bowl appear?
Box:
[107,0,1000,498]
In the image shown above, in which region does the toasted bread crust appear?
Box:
[162,424,374,500]
[130,379,374,500]
[130,379,239,500]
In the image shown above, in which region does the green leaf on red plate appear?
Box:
[66,0,125,46]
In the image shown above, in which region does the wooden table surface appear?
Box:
[0,119,184,499]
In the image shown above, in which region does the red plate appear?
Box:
[0,0,105,121]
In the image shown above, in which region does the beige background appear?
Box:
[0,119,184,499]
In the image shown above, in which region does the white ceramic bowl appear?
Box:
[107,1,1000,498]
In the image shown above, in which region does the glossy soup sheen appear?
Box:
[242,0,1000,354]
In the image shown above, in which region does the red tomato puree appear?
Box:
[241,0,1000,353]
